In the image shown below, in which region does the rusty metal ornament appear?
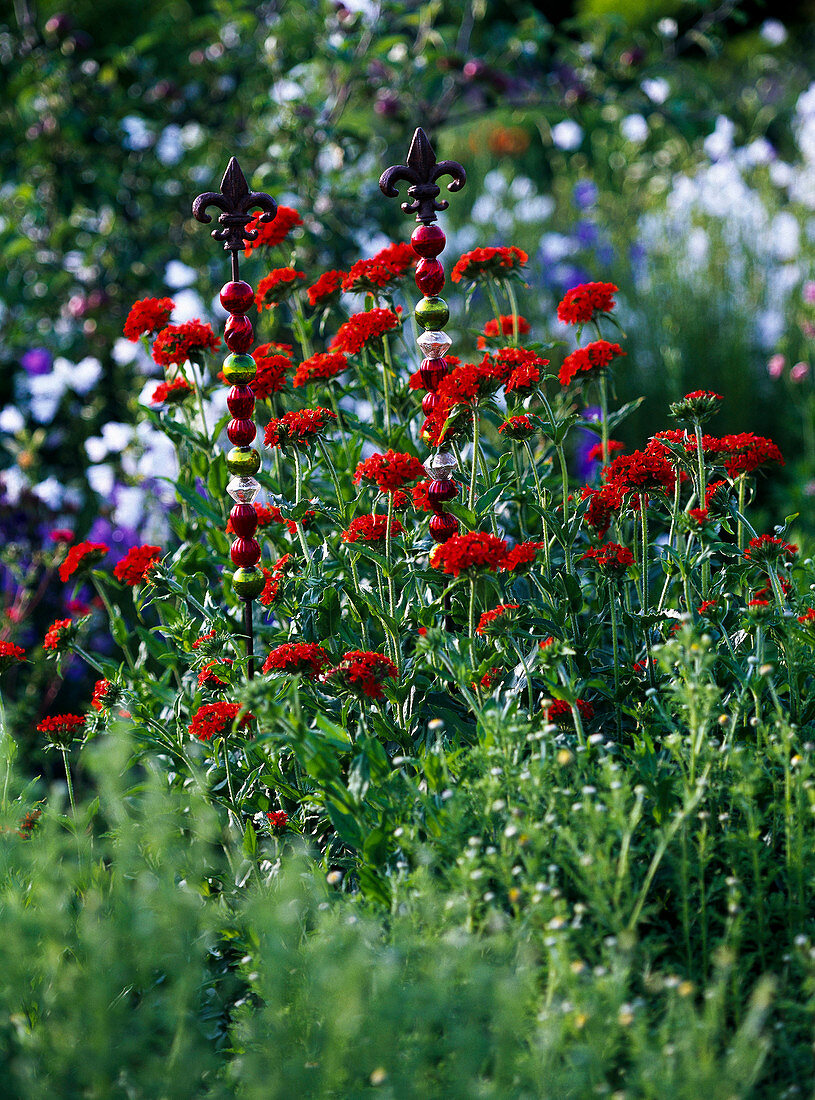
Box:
[379,126,467,224]
[192,158,278,677]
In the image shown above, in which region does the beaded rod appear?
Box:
[192,158,278,678]
[380,127,467,630]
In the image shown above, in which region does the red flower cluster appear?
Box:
[114,544,162,585]
[152,321,220,366]
[328,650,398,700]
[59,541,108,583]
[435,358,501,407]
[500,347,550,397]
[581,542,634,576]
[430,532,508,577]
[256,267,306,310]
[354,450,426,494]
[342,513,404,546]
[264,407,336,448]
[798,608,815,626]
[558,340,625,386]
[243,206,302,254]
[293,351,347,387]
[191,629,216,650]
[43,618,75,652]
[602,445,676,498]
[262,642,330,678]
[329,308,401,355]
[124,297,174,341]
[91,679,116,711]
[556,282,618,325]
[249,345,293,398]
[259,553,296,608]
[503,541,543,573]
[307,269,345,307]
[498,415,537,441]
[50,529,75,543]
[476,603,520,635]
[342,242,416,294]
[722,433,784,477]
[36,713,86,745]
[267,809,288,833]
[546,699,595,724]
[744,534,798,565]
[581,484,623,537]
[198,659,233,689]
[421,405,473,448]
[587,440,625,463]
[151,377,192,405]
[687,507,710,528]
[450,246,527,284]
[477,314,530,348]
[0,641,25,673]
[188,701,254,741]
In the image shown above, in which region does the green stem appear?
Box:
[347,556,370,648]
[523,440,552,579]
[91,577,136,672]
[737,477,747,553]
[468,576,476,652]
[511,641,535,717]
[61,748,77,818]
[640,503,650,616]
[599,372,610,466]
[505,280,521,347]
[292,448,312,563]
[381,333,394,438]
[190,359,210,449]
[485,279,504,340]
[694,421,710,597]
[292,290,314,359]
[768,570,800,722]
[385,493,398,659]
[317,436,345,516]
[469,411,481,511]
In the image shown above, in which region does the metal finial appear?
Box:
[379,126,466,224]
[192,157,278,262]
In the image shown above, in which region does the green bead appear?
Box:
[222,353,257,385]
[232,566,265,600]
[226,447,260,476]
[414,296,449,330]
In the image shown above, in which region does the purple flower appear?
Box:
[572,180,597,210]
[21,348,53,376]
[574,406,602,481]
[575,220,598,247]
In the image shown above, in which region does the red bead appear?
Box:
[411,223,445,258]
[227,418,257,446]
[230,537,261,567]
[422,391,443,416]
[428,480,458,513]
[418,357,448,390]
[429,512,459,542]
[220,280,254,314]
[225,314,254,354]
[415,258,445,296]
[230,503,258,538]
[227,385,255,418]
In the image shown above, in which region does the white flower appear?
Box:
[769,160,794,188]
[0,406,24,433]
[760,19,787,46]
[0,466,28,504]
[113,486,147,529]
[621,114,648,143]
[32,476,65,510]
[101,422,133,453]
[85,436,108,464]
[121,115,153,151]
[771,211,800,260]
[156,124,183,166]
[70,357,103,395]
[27,372,67,423]
[540,233,573,262]
[703,116,735,162]
[171,289,206,323]
[641,77,669,104]
[656,17,678,37]
[112,338,138,365]
[551,120,583,150]
[87,464,115,497]
[165,260,197,289]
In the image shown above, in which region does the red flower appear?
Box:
[558,340,625,386]
[587,440,624,462]
[476,603,520,635]
[580,542,634,576]
[328,650,398,700]
[501,348,550,397]
[17,808,42,839]
[91,678,117,711]
[192,629,216,651]
[698,600,720,618]
[502,541,544,573]
[744,535,798,565]
[556,282,618,325]
[37,713,86,746]
[293,351,347,387]
[59,541,108,583]
[50,528,75,543]
[249,345,292,398]
[602,446,676,498]
[477,314,530,348]
[435,359,502,406]
[267,809,288,833]
[43,618,76,652]
[430,532,508,577]
[188,701,254,741]
[0,641,25,673]
[151,377,193,405]
[329,308,401,355]
[499,415,538,441]
[243,206,302,254]
[354,450,426,494]
[580,484,624,536]
[123,297,174,341]
[720,433,784,477]
[259,568,281,607]
[450,246,527,284]
[797,608,815,626]
[342,242,416,294]
[687,507,710,528]
[198,659,233,689]
[113,545,162,585]
[546,699,595,724]
[256,268,306,309]
[262,642,330,678]
[420,405,473,448]
[307,269,345,307]
[264,407,336,448]
[152,321,220,366]
[342,513,404,547]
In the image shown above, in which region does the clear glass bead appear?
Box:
[226,475,261,504]
[424,451,457,481]
[416,330,452,358]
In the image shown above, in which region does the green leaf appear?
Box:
[242,821,258,859]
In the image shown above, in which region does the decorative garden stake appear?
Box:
[192,158,278,677]
[379,127,466,556]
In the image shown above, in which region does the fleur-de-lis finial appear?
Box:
[379,126,466,224]
[192,157,278,260]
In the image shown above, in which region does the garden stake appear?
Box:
[192,158,278,678]
[379,127,466,630]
